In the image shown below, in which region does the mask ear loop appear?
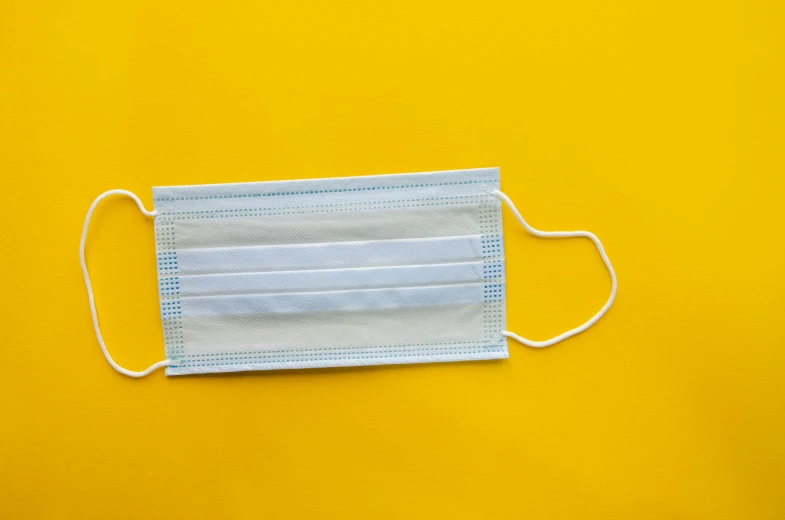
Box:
[489,188,617,348]
[80,190,172,377]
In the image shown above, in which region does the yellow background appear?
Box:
[1,0,784,518]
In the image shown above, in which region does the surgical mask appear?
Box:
[79,168,616,377]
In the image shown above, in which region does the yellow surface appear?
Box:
[1,0,784,518]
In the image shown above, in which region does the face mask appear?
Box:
[79,168,617,377]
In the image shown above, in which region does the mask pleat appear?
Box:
[168,261,501,297]
[174,235,489,274]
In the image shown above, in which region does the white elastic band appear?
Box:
[80,189,171,377]
[491,189,617,348]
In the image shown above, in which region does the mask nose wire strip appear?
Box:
[490,188,617,348]
[79,189,171,377]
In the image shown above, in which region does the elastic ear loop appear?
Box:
[490,189,617,348]
[80,190,171,377]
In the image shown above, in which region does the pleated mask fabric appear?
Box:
[80,168,617,377]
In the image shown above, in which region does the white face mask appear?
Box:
[80,168,616,377]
